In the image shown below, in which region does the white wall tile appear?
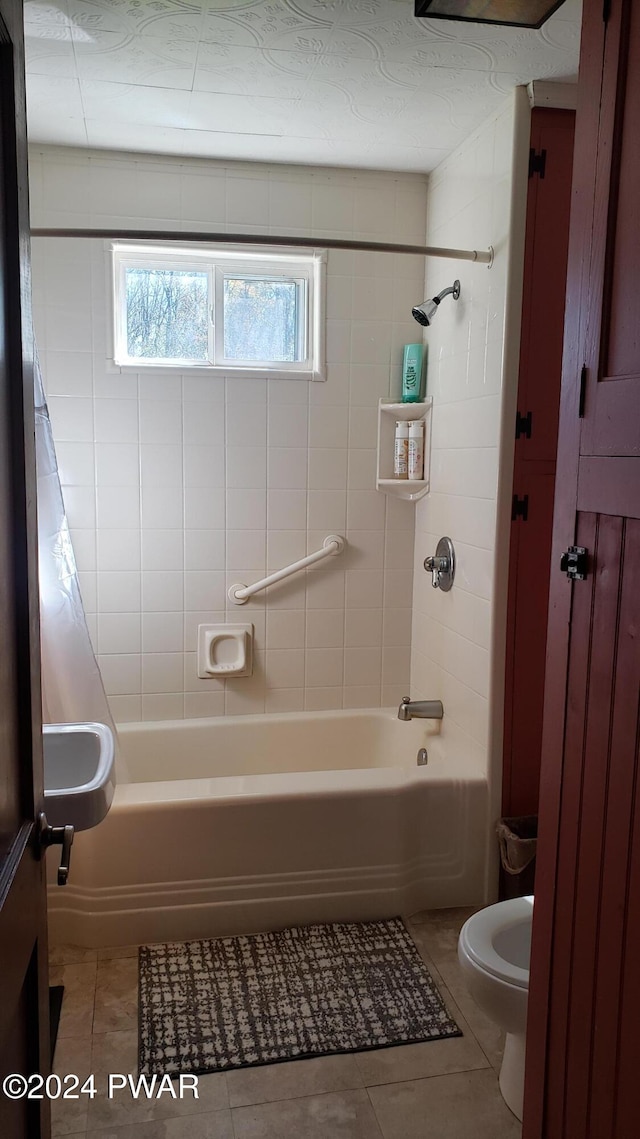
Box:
[142,693,184,721]
[48,396,93,441]
[63,485,96,529]
[56,439,94,485]
[184,529,225,571]
[142,570,183,612]
[268,447,308,490]
[96,443,139,487]
[142,612,184,654]
[141,529,184,571]
[266,609,305,650]
[226,446,266,490]
[184,487,225,530]
[183,401,225,446]
[268,404,309,448]
[305,648,344,689]
[265,649,305,689]
[98,571,141,613]
[267,489,307,530]
[94,399,138,444]
[306,609,344,649]
[98,613,141,655]
[97,528,140,572]
[345,608,383,649]
[141,485,183,530]
[227,402,266,447]
[308,448,347,491]
[308,406,348,449]
[226,529,266,570]
[303,686,343,711]
[36,147,419,719]
[139,401,182,445]
[142,652,184,694]
[410,95,521,764]
[98,653,141,696]
[184,570,227,611]
[183,445,224,488]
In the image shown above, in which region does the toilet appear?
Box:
[458,895,533,1121]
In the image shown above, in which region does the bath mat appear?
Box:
[138,918,460,1076]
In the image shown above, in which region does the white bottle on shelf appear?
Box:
[394,420,409,478]
[408,419,424,481]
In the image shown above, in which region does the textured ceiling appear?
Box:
[24,0,581,171]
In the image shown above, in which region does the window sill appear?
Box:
[108,360,325,381]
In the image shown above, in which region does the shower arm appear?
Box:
[30,228,494,265]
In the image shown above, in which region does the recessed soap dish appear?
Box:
[197,623,253,679]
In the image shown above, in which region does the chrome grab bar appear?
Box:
[228,535,345,605]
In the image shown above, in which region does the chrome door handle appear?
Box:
[38,813,74,886]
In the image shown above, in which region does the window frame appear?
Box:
[110,243,326,381]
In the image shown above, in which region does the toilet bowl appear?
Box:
[458,895,533,1121]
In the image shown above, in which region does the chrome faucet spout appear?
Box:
[398,696,444,721]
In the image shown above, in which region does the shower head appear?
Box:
[412,279,461,327]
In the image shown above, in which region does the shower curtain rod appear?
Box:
[30,227,494,265]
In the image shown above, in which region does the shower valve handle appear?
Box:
[424,555,449,588]
[423,537,455,592]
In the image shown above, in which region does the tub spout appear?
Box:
[398,696,444,721]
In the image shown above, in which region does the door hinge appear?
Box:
[578,364,587,417]
[515,410,532,439]
[560,545,589,581]
[512,494,529,522]
[529,148,547,179]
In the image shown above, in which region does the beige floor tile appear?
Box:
[232,1088,384,1138]
[368,1069,521,1138]
[227,1053,364,1108]
[404,908,478,969]
[436,961,505,1072]
[51,1097,89,1138]
[86,1070,228,1131]
[91,1030,138,1077]
[406,913,505,1072]
[50,962,97,1039]
[93,959,138,1034]
[51,1036,93,1136]
[54,1035,93,1079]
[84,1109,234,1138]
[355,1024,489,1087]
[97,946,139,961]
[50,944,98,967]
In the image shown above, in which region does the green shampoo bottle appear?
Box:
[401,343,423,403]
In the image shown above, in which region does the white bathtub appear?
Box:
[47,709,489,948]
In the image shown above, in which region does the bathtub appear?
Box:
[47,709,489,948]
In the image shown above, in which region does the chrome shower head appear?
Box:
[412,279,461,326]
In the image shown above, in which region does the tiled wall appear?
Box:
[410,90,530,821]
[29,146,427,721]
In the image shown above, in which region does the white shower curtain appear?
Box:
[35,353,117,742]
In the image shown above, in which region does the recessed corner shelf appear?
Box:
[376,398,432,502]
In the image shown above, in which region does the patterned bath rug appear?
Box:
[138,917,460,1076]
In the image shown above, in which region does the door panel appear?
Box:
[524,0,640,1134]
[0,1,50,1137]
[582,0,640,457]
[502,109,575,821]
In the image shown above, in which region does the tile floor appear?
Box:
[49,909,521,1138]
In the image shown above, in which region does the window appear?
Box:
[111,244,325,379]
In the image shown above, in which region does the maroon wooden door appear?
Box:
[503,109,575,821]
[0,1,51,1137]
[524,1,640,1136]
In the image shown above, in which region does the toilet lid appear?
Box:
[459,896,532,990]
